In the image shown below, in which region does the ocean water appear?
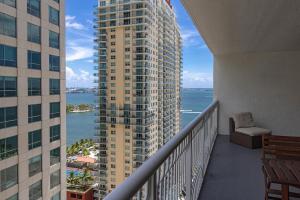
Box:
[67,93,96,145]
[66,88,213,145]
[180,88,213,128]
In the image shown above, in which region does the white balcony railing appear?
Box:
[104,101,219,200]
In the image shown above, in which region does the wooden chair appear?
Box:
[262,134,300,200]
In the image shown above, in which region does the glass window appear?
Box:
[29,180,42,200]
[0,106,17,129]
[50,102,60,118]
[27,23,40,44]
[49,31,59,49]
[51,192,60,200]
[53,0,59,3]
[0,0,16,7]
[28,155,42,177]
[49,55,60,71]
[50,170,60,189]
[0,165,18,192]
[50,124,60,142]
[27,50,41,70]
[27,0,40,17]
[0,44,17,67]
[50,147,60,166]
[0,136,17,161]
[49,6,59,25]
[0,12,16,38]
[6,193,18,200]
[28,129,41,150]
[0,76,17,97]
[49,79,60,95]
[28,78,41,96]
[28,104,41,123]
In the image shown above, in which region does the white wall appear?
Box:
[214,51,300,136]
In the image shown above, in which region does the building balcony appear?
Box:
[103,98,299,200]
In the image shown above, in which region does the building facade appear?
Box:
[0,0,66,199]
[94,0,182,198]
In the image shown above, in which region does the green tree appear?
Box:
[79,139,85,146]
[78,104,90,111]
[67,171,80,186]
[82,148,90,156]
[80,168,94,187]
[66,146,72,156]
[66,104,75,112]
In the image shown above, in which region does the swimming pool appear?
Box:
[66,168,82,176]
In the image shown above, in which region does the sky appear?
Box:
[65,0,213,88]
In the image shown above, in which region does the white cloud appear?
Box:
[66,15,84,30]
[86,59,94,63]
[181,28,207,49]
[181,30,199,42]
[66,67,94,87]
[66,15,94,62]
[182,70,213,88]
[66,44,94,62]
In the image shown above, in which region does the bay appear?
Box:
[66,88,213,146]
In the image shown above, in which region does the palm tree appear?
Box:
[66,146,72,156]
[88,139,94,147]
[67,171,80,186]
[82,148,90,156]
[80,139,85,146]
[80,168,94,188]
[74,141,80,150]
[70,145,78,155]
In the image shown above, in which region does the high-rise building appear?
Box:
[0,0,66,199]
[94,0,182,198]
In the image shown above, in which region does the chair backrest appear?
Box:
[262,134,300,160]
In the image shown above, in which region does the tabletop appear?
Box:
[263,159,300,187]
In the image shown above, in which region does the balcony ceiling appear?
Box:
[181,0,300,55]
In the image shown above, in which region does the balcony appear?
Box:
[103,100,298,200]
[102,0,300,199]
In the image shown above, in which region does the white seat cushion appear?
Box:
[236,127,271,136]
[233,112,255,128]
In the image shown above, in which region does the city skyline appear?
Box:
[65,0,213,88]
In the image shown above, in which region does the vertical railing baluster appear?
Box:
[146,172,157,200]
[158,167,161,200]
[202,123,205,179]
[175,149,178,199]
[185,132,192,199]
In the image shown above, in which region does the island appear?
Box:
[67,104,93,113]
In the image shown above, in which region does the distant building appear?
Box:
[0,0,66,199]
[67,187,94,200]
[94,0,182,198]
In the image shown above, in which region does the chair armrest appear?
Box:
[229,117,235,134]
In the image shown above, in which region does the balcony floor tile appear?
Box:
[198,135,264,200]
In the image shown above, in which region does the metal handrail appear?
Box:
[104,101,219,200]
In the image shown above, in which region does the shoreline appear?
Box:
[69,109,91,113]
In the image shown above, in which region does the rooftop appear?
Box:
[76,156,96,164]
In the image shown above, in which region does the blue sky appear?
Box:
[65,0,213,88]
